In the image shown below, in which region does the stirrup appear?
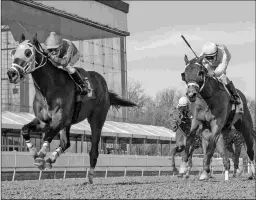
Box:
[77,85,88,95]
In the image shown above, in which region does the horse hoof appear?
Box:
[199,171,209,181]
[184,175,190,179]
[34,157,45,167]
[88,174,93,184]
[38,164,46,171]
[179,162,188,174]
[236,169,243,177]
[45,162,52,170]
[177,173,183,178]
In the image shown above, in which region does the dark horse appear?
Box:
[169,106,245,179]
[7,33,137,184]
[180,55,255,180]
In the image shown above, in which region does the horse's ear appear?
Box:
[184,54,189,65]
[19,33,25,43]
[32,33,38,45]
[181,72,186,82]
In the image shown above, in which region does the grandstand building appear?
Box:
[1,0,176,156]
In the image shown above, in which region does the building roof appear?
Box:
[13,0,130,37]
[2,111,176,141]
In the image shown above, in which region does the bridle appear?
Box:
[10,41,47,81]
[186,62,207,92]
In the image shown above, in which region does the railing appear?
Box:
[2,163,251,181]
[2,151,250,181]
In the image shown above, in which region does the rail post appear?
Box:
[63,167,67,179]
[12,167,16,181]
[39,170,42,180]
[124,167,127,177]
[141,168,144,177]
[86,168,88,179]
[158,166,161,176]
[105,167,108,178]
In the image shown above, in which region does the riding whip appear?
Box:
[181,35,199,59]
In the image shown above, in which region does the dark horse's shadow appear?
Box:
[7,33,137,184]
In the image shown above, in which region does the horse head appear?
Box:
[7,33,47,84]
[181,54,208,102]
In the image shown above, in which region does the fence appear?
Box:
[2,151,249,181]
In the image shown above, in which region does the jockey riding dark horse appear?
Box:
[181,52,255,180]
[169,96,245,178]
[7,33,137,184]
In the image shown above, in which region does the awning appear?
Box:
[2,0,130,43]
[1,111,176,141]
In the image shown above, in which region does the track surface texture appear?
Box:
[2,174,255,199]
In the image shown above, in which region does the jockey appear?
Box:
[177,96,191,119]
[44,32,91,95]
[200,42,240,104]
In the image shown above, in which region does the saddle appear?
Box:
[215,78,244,129]
[55,65,95,101]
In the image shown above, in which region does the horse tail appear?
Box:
[108,91,137,109]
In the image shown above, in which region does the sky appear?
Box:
[125,1,255,100]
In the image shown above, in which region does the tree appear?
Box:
[154,88,184,128]
[247,97,255,127]
[127,78,154,124]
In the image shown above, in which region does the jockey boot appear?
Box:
[70,70,89,95]
[226,81,241,105]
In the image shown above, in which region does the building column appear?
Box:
[129,137,132,155]
[114,136,118,154]
[120,36,127,122]
[169,140,172,156]
[143,138,146,155]
[156,139,160,156]
[81,134,84,153]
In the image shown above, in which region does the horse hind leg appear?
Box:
[87,110,107,184]
[234,120,255,178]
[45,126,71,169]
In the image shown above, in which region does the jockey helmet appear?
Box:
[45,32,63,53]
[177,96,189,107]
[202,42,218,63]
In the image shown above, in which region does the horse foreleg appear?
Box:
[184,150,194,179]
[170,146,178,174]
[200,129,221,181]
[21,118,48,159]
[215,133,231,181]
[45,126,71,169]
[34,127,61,170]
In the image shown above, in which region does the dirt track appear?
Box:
[2,174,255,199]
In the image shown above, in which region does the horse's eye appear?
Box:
[24,49,32,58]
